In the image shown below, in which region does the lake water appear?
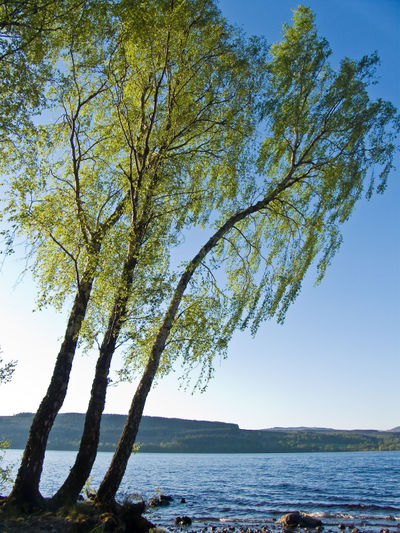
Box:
[2,450,399,531]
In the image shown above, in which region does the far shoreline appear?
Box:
[3,448,400,454]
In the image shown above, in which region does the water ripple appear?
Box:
[2,449,399,531]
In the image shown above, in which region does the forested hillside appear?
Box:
[0,413,399,453]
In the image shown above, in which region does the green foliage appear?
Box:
[120,5,399,392]
[0,1,47,140]
[1,3,399,399]
[0,439,13,492]
[0,1,109,149]
[0,348,16,385]
[221,5,399,327]
[82,476,96,500]
[2,0,263,337]
[0,346,16,492]
[0,360,16,385]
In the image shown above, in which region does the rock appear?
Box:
[149,494,174,507]
[174,516,192,526]
[280,512,323,529]
[119,501,153,532]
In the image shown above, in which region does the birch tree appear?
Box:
[1,0,129,508]
[2,0,263,508]
[95,6,399,503]
[49,0,263,507]
[1,1,397,512]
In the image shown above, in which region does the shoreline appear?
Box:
[0,519,399,533]
[151,509,400,533]
[1,501,399,533]
[166,518,400,533]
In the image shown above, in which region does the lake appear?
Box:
[2,450,399,531]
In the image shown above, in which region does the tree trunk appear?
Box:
[7,276,94,508]
[96,189,283,503]
[95,350,159,505]
[5,201,126,509]
[50,251,139,508]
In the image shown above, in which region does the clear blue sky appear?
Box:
[0,1,399,430]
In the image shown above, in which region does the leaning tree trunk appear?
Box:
[50,250,139,508]
[7,274,96,508]
[95,337,164,505]
[5,201,126,509]
[95,188,284,504]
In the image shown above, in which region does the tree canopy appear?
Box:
[118,5,399,391]
[2,0,266,507]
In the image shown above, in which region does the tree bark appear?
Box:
[50,248,139,507]
[6,200,126,508]
[95,351,159,504]
[7,276,95,508]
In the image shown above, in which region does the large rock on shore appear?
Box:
[280,511,323,529]
[174,515,192,526]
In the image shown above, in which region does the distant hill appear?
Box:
[266,426,390,434]
[0,413,399,453]
[266,427,336,432]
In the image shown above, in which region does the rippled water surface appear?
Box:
[3,450,399,530]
